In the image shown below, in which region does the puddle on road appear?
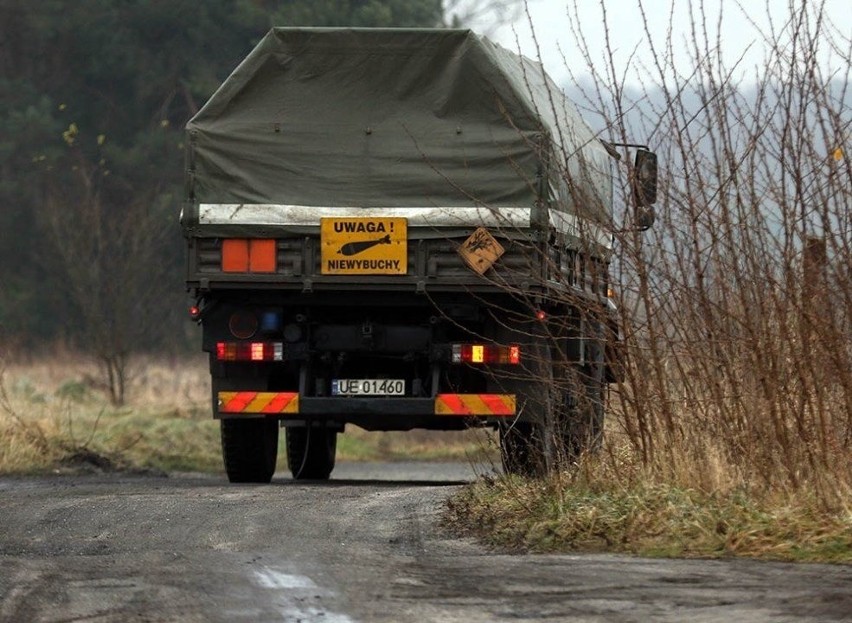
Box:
[252,566,356,623]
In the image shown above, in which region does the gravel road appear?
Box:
[1,462,850,622]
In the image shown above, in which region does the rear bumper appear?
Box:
[216,392,515,418]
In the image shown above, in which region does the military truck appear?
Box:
[181,28,656,482]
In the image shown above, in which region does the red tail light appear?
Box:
[509,345,520,365]
[451,344,520,365]
[216,342,284,362]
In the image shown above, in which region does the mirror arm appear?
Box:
[608,142,650,151]
[599,139,622,160]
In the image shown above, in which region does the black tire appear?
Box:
[286,426,337,480]
[499,421,547,477]
[220,418,279,484]
[496,356,605,474]
[561,365,605,460]
[490,330,553,477]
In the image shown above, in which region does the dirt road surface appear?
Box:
[1,462,850,622]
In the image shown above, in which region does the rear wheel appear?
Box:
[495,340,606,475]
[492,330,553,477]
[499,421,547,477]
[286,426,337,480]
[220,418,279,483]
[561,364,605,458]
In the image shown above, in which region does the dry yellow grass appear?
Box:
[0,353,218,473]
[445,398,851,563]
[445,449,852,563]
[0,354,495,474]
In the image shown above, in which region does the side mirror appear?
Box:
[633,149,657,206]
[633,149,657,230]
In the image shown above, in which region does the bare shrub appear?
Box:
[542,0,852,502]
[36,141,177,406]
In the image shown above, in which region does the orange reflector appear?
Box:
[249,239,276,272]
[218,392,299,414]
[222,239,249,272]
[221,239,276,273]
[434,394,515,416]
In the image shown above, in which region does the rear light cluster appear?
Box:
[216,341,284,362]
[451,344,520,365]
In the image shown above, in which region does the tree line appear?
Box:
[0,0,447,356]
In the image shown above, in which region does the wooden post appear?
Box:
[803,236,827,301]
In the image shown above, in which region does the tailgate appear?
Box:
[183,204,543,293]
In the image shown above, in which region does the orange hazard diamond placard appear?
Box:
[458,227,505,275]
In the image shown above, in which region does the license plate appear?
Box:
[320,217,407,275]
[331,379,405,396]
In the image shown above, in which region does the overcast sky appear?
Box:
[470,0,850,87]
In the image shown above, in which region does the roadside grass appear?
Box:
[0,355,494,475]
[0,355,221,474]
[340,427,496,463]
[445,448,852,564]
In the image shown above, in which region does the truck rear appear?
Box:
[181,28,642,481]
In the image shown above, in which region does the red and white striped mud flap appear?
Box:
[434,394,516,416]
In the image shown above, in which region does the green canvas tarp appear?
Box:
[185,28,612,223]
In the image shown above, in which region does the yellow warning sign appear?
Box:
[458,227,505,275]
[321,217,407,275]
